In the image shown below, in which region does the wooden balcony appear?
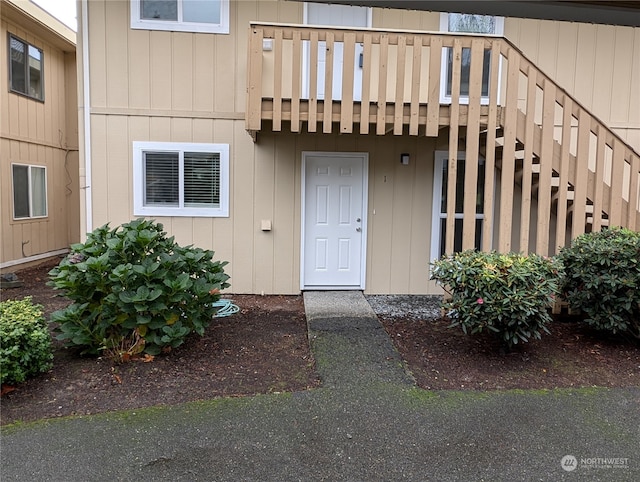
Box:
[246,22,504,137]
[246,22,640,257]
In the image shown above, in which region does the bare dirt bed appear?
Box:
[370,295,640,391]
[1,260,639,426]
[1,259,319,425]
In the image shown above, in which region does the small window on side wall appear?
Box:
[133,142,229,217]
[9,35,44,101]
[131,0,229,34]
[12,164,47,219]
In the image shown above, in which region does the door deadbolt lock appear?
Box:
[356,218,361,222]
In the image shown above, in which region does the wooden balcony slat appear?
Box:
[323,32,335,134]
[273,29,283,131]
[409,35,422,136]
[291,30,301,132]
[536,79,556,255]
[592,123,606,231]
[520,66,537,255]
[394,35,407,135]
[360,34,372,135]
[498,48,520,253]
[308,31,318,133]
[247,26,264,131]
[376,34,389,135]
[340,32,356,134]
[445,39,462,255]
[609,138,625,226]
[554,95,572,252]
[462,38,484,251]
[572,109,591,238]
[426,36,442,137]
[482,41,501,252]
[628,153,640,230]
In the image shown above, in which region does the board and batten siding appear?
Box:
[505,18,640,153]
[88,111,438,294]
[82,0,639,294]
[0,8,79,267]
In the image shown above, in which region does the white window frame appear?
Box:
[130,0,230,34]
[11,163,48,220]
[431,151,487,262]
[439,12,504,105]
[301,2,372,101]
[133,141,229,217]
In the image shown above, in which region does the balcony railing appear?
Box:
[246,22,640,258]
[247,22,503,136]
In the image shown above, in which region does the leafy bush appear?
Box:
[430,250,563,350]
[0,297,53,385]
[559,227,640,339]
[48,219,230,358]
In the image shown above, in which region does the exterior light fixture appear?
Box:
[400,153,410,165]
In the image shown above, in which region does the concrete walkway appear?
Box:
[1,292,639,481]
[303,291,414,388]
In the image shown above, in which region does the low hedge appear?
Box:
[0,297,53,385]
[430,250,563,350]
[559,227,640,339]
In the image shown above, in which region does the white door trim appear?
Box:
[301,151,369,290]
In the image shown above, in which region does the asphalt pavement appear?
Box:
[1,291,638,481]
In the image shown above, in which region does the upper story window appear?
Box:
[9,35,44,101]
[12,164,48,219]
[133,142,229,217]
[131,0,229,34]
[440,13,504,103]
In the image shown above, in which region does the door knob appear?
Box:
[356,227,362,232]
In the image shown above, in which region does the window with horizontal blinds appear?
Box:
[184,152,220,208]
[133,142,229,217]
[143,152,179,206]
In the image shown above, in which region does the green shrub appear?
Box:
[0,297,53,385]
[430,250,563,350]
[48,219,230,358]
[559,227,640,339]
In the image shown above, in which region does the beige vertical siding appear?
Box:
[0,9,79,267]
[89,110,439,294]
[505,18,640,153]
[81,0,639,294]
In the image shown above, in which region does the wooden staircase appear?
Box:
[473,44,640,257]
[245,23,640,258]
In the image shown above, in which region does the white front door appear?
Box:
[302,153,368,289]
[303,2,371,101]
